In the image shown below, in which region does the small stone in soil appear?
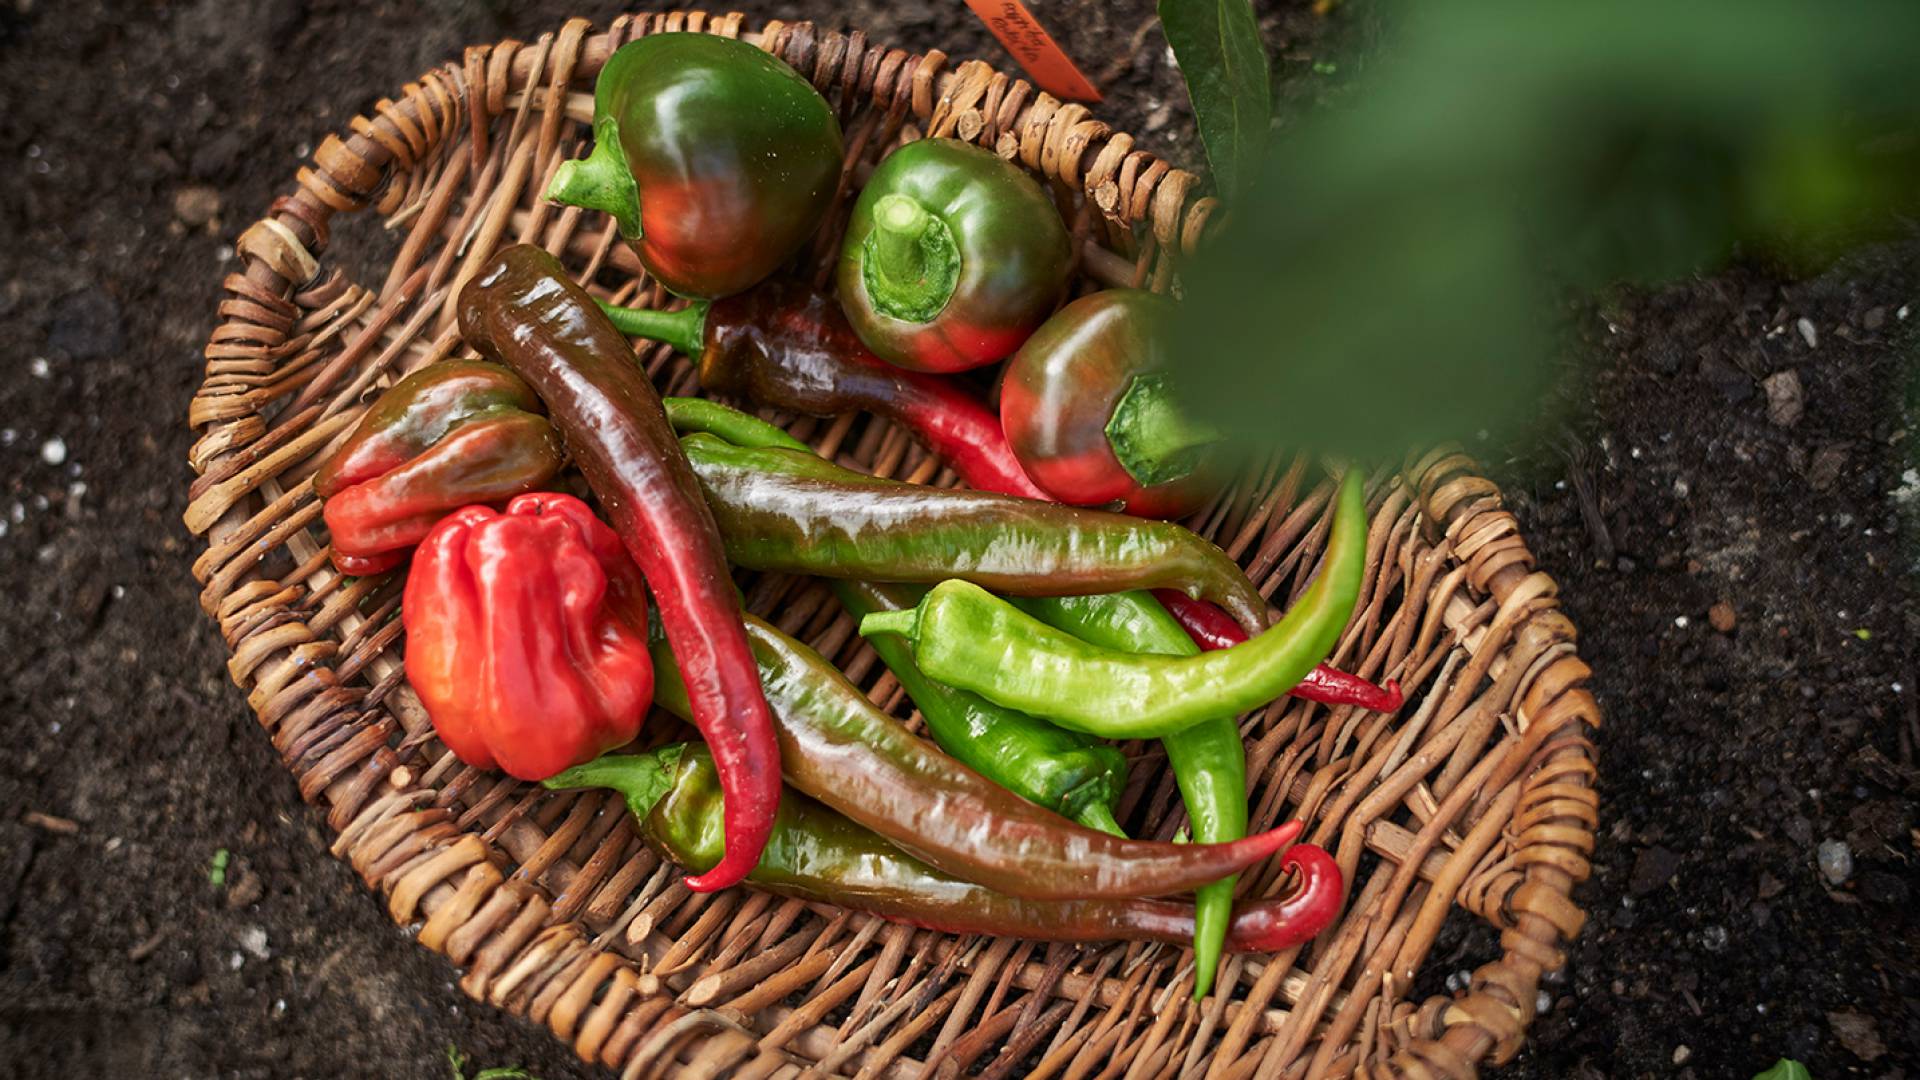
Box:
[1827,1009,1887,1061]
[1764,370,1805,427]
[1808,445,1848,491]
[1817,839,1853,885]
[1630,845,1682,896]
[1708,602,1736,633]
[1672,1045,1691,1065]
[172,185,222,227]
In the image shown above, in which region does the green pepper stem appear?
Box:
[597,299,708,357]
[859,609,918,640]
[1106,373,1224,488]
[1073,801,1126,838]
[543,744,685,820]
[546,118,643,240]
[861,193,961,323]
[662,397,812,453]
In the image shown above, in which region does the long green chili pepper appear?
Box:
[837,581,1127,835]
[657,399,1129,835]
[1016,592,1244,999]
[675,432,1269,629]
[646,608,1300,901]
[861,470,1370,736]
[547,743,1346,953]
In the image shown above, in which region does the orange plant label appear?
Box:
[964,0,1103,103]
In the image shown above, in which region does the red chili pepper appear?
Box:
[403,493,653,781]
[458,246,781,892]
[1153,590,1404,711]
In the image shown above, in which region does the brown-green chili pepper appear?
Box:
[673,431,1269,630]
[860,470,1370,737]
[645,609,1299,901]
[547,743,1345,953]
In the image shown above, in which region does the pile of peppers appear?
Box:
[308,33,1403,998]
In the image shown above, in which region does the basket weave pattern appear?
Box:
[184,12,1600,1078]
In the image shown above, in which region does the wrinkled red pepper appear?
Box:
[314,361,564,576]
[403,493,654,782]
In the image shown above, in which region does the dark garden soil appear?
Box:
[1,2,1915,1078]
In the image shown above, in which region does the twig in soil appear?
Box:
[1095,13,1165,89]
[128,928,167,962]
[22,812,79,835]
[1558,434,1617,566]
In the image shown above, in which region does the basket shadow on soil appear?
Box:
[0,2,1914,1077]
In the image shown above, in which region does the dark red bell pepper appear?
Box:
[403,493,652,781]
[836,138,1072,372]
[313,361,564,575]
[1001,289,1224,518]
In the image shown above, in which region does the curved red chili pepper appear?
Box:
[1223,843,1344,951]
[1153,590,1404,711]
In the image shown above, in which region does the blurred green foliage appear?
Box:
[1169,0,1920,459]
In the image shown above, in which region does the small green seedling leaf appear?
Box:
[208,848,230,888]
[1753,1059,1812,1080]
[1852,628,1872,641]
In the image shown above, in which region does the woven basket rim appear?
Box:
[184,11,1600,1079]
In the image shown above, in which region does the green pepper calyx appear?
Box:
[862,194,961,324]
[1106,373,1224,488]
[596,298,708,357]
[547,116,644,241]
[544,743,687,820]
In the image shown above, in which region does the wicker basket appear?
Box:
[183,11,1600,1078]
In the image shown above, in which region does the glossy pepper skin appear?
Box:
[1002,289,1223,518]
[836,581,1128,835]
[403,494,651,781]
[862,470,1370,736]
[548,743,1344,952]
[545,34,844,300]
[597,282,1051,499]
[836,138,1072,372]
[654,399,1129,835]
[1015,590,1246,998]
[312,361,563,575]
[676,431,1269,630]
[597,294,1396,711]
[646,609,1298,901]
[456,245,779,893]
[1154,590,1404,711]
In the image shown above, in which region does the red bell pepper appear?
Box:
[403,492,654,782]
[1001,289,1224,518]
[314,361,564,575]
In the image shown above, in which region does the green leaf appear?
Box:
[1159,0,1271,201]
[1754,1059,1812,1080]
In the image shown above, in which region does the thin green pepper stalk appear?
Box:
[861,470,1369,736]
[547,744,1346,952]
[838,581,1127,835]
[1016,592,1243,999]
